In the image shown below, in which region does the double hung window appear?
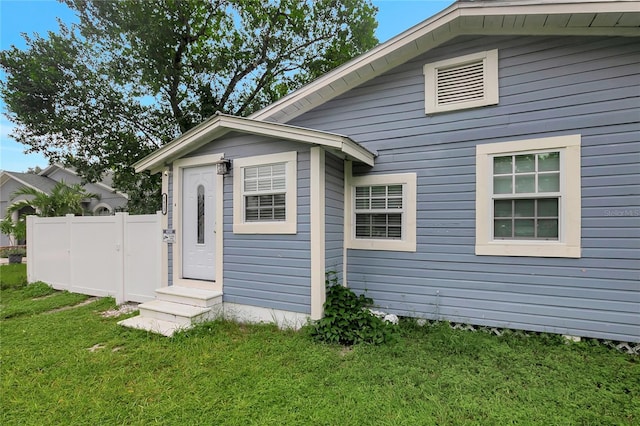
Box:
[475,135,581,258]
[347,173,416,252]
[233,151,297,234]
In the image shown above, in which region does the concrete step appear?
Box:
[117,316,186,337]
[155,286,223,308]
[138,300,214,326]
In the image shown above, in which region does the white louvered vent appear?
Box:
[436,60,485,106]
[424,49,499,114]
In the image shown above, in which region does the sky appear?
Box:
[0,0,455,173]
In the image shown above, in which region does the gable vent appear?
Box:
[436,60,485,106]
[424,49,499,114]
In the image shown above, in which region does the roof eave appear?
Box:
[134,113,376,172]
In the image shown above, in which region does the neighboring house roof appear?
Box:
[134,112,377,173]
[39,164,128,199]
[250,0,640,124]
[0,171,58,195]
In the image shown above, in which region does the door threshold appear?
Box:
[174,278,222,293]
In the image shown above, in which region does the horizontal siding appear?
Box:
[187,136,312,313]
[325,153,344,281]
[291,35,640,342]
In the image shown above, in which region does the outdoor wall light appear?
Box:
[217,159,231,175]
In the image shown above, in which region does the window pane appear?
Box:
[494,200,512,217]
[515,154,535,173]
[356,226,371,237]
[244,180,257,192]
[355,199,369,210]
[273,207,286,220]
[259,195,274,206]
[197,185,205,244]
[371,186,386,196]
[494,220,512,238]
[244,167,258,179]
[538,152,560,172]
[372,214,388,225]
[387,185,403,196]
[273,194,286,206]
[515,175,535,193]
[246,195,259,207]
[355,186,369,197]
[387,197,403,209]
[272,163,286,175]
[272,176,286,190]
[538,198,558,217]
[257,165,272,177]
[245,209,259,221]
[372,226,387,237]
[538,173,560,192]
[537,219,559,239]
[371,198,386,209]
[388,214,402,225]
[356,214,370,225]
[514,219,535,237]
[388,227,402,239]
[493,156,512,174]
[514,199,535,217]
[493,176,512,194]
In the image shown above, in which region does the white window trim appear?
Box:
[424,49,499,114]
[233,151,297,234]
[476,134,581,258]
[345,172,417,252]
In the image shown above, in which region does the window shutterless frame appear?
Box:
[475,135,581,258]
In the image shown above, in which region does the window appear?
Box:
[244,163,286,222]
[233,151,297,234]
[347,173,416,252]
[476,135,581,258]
[355,185,403,239]
[423,49,498,114]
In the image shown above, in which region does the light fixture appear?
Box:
[217,159,231,175]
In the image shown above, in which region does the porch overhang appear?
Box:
[134,112,376,174]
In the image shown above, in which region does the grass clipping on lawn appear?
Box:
[1,264,638,425]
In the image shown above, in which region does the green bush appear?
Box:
[310,272,397,345]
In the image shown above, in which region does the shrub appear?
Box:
[310,272,397,345]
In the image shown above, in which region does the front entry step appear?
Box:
[118,286,223,337]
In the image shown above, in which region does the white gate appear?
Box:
[26,213,162,304]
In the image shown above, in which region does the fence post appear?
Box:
[26,215,34,283]
[115,212,126,304]
[66,214,74,292]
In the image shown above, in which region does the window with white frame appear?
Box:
[233,151,297,234]
[347,173,417,252]
[423,49,499,114]
[475,135,581,258]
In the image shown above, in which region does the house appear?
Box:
[123,0,640,342]
[0,164,128,245]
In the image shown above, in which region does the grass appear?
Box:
[1,265,638,425]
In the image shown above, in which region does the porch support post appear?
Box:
[161,167,170,288]
[310,147,326,320]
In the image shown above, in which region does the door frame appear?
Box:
[172,153,224,291]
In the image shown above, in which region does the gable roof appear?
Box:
[39,164,128,199]
[250,0,640,124]
[0,171,58,195]
[134,112,376,173]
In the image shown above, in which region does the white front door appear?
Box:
[182,166,216,281]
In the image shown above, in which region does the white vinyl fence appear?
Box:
[27,213,162,304]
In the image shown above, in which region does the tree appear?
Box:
[6,181,98,218]
[1,0,378,213]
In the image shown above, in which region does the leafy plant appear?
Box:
[310,272,397,345]
[0,247,26,258]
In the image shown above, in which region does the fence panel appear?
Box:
[124,214,162,303]
[27,213,162,304]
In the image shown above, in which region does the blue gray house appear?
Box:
[122,0,640,341]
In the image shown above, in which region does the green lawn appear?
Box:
[1,264,638,425]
